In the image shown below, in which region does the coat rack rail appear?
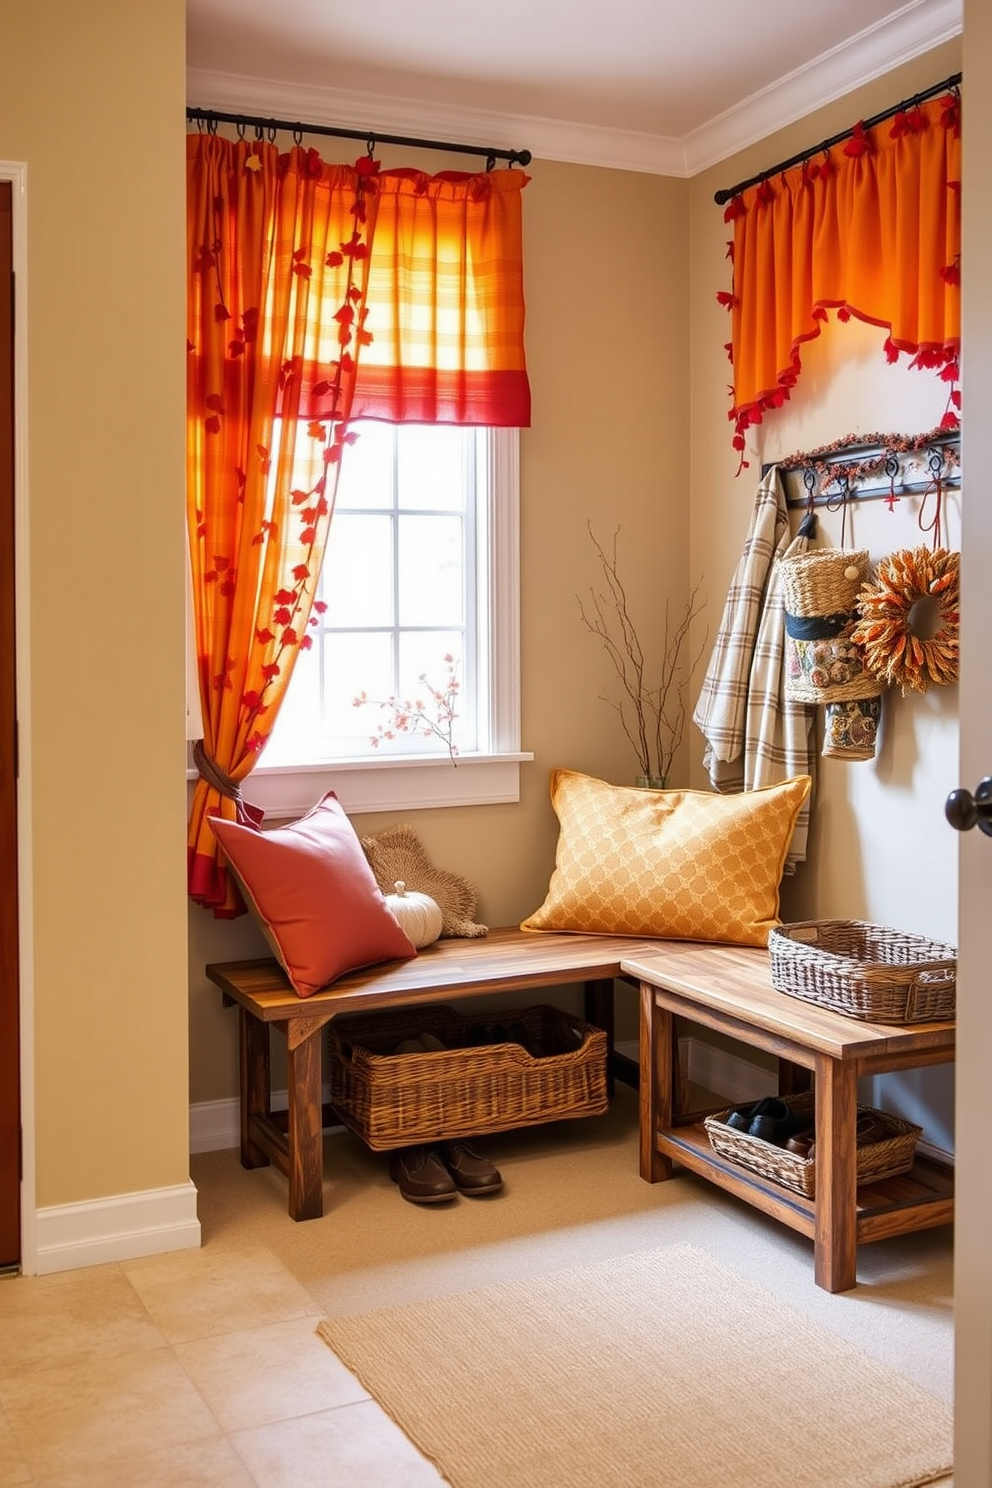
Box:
[772,430,961,511]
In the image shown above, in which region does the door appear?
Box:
[953,4,992,1478]
[0,179,19,1268]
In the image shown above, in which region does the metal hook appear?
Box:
[485,152,497,173]
[802,466,817,513]
[927,446,946,482]
[366,135,376,159]
[236,120,246,141]
[883,451,901,511]
[293,127,303,147]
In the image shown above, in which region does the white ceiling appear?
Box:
[186,0,962,175]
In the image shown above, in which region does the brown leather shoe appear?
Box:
[389,1146,458,1204]
[440,1140,504,1195]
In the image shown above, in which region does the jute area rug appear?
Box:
[317,1243,952,1488]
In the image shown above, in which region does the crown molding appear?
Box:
[185,67,688,175]
[683,0,963,175]
[186,0,962,179]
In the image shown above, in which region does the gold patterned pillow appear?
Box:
[521,770,812,948]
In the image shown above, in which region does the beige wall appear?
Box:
[687,39,963,1147]
[1,1,190,1208]
[0,0,967,1214]
[188,153,691,1101]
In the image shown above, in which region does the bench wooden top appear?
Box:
[206,926,659,1025]
[623,942,956,1062]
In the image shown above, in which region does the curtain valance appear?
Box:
[721,91,961,469]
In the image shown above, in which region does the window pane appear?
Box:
[322,513,394,628]
[397,425,466,511]
[398,514,464,626]
[325,631,393,741]
[338,422,396,511]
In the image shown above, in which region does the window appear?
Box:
[246,423,528,818]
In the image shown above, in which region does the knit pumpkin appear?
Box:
[384,881,444,948]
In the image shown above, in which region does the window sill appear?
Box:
[188,752,534,821]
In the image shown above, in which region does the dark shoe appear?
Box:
[389,1146,458,1204]
[786,1132,815,1159]
[439,1140,504,1195]
[725,1098,767,1132]
[749,1099,814,1145]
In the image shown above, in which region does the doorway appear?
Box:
[0,178,20,1268]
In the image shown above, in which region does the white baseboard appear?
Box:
[189,1096,242,1155]
[31,1181,201,1276]
[189,1085,339,1154]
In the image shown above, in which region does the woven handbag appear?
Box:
[780,548,881,704]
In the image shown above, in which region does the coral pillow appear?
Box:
[521,769,812,948]
[210,793,416,996]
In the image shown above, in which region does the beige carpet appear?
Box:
[318,1242,952,1488]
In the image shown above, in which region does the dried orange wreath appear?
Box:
[851,546,960,694]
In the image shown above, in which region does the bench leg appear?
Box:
[239,1009,271,1171]
[584,976,639,1093]
[639,981,674,1182]
[285,1022,325,1222]
[813,1057,859,1292]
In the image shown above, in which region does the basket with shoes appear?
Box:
[703,1091,922,1199]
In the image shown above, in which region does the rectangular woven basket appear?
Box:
[768,919,956,1024]
[703,1090,922,1199]
[327,1002,608,1151]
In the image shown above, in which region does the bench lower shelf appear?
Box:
[655,1120,954,1245]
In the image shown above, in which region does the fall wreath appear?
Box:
[851,546,960,694]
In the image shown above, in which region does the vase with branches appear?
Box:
[577,524,706,788]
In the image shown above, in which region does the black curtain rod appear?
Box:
[186,107,532,169]
[714,71,961,205]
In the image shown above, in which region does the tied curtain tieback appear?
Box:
[193,739,244,804]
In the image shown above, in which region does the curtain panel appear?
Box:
[186,134,531,914]
[722,91,961,468]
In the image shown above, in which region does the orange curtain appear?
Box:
[187,135,531,914]
[186,134,380,914]
[722,91,961,469]
[350,167,530,425]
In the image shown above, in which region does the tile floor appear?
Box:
[0,1240,442,1486]
[0,1086,957,1486]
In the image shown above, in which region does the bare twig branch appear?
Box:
[577,525,707,782]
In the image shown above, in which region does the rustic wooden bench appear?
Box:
[626,941,956,1292]
[207,927,656,1221]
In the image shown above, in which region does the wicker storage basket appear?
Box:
[327,1003,608,1150]
[769,919,956,1024]
[703,1091,922,1199]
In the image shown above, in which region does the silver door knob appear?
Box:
[945,777,992,836]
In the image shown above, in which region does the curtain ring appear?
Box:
[366,135,376,159]
[254,123,264,142]
[236,120,246,141]
[293,126,303,147]
[267,124,277,144]
[485,152,497,173]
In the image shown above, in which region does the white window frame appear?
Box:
[229,426,531,819]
